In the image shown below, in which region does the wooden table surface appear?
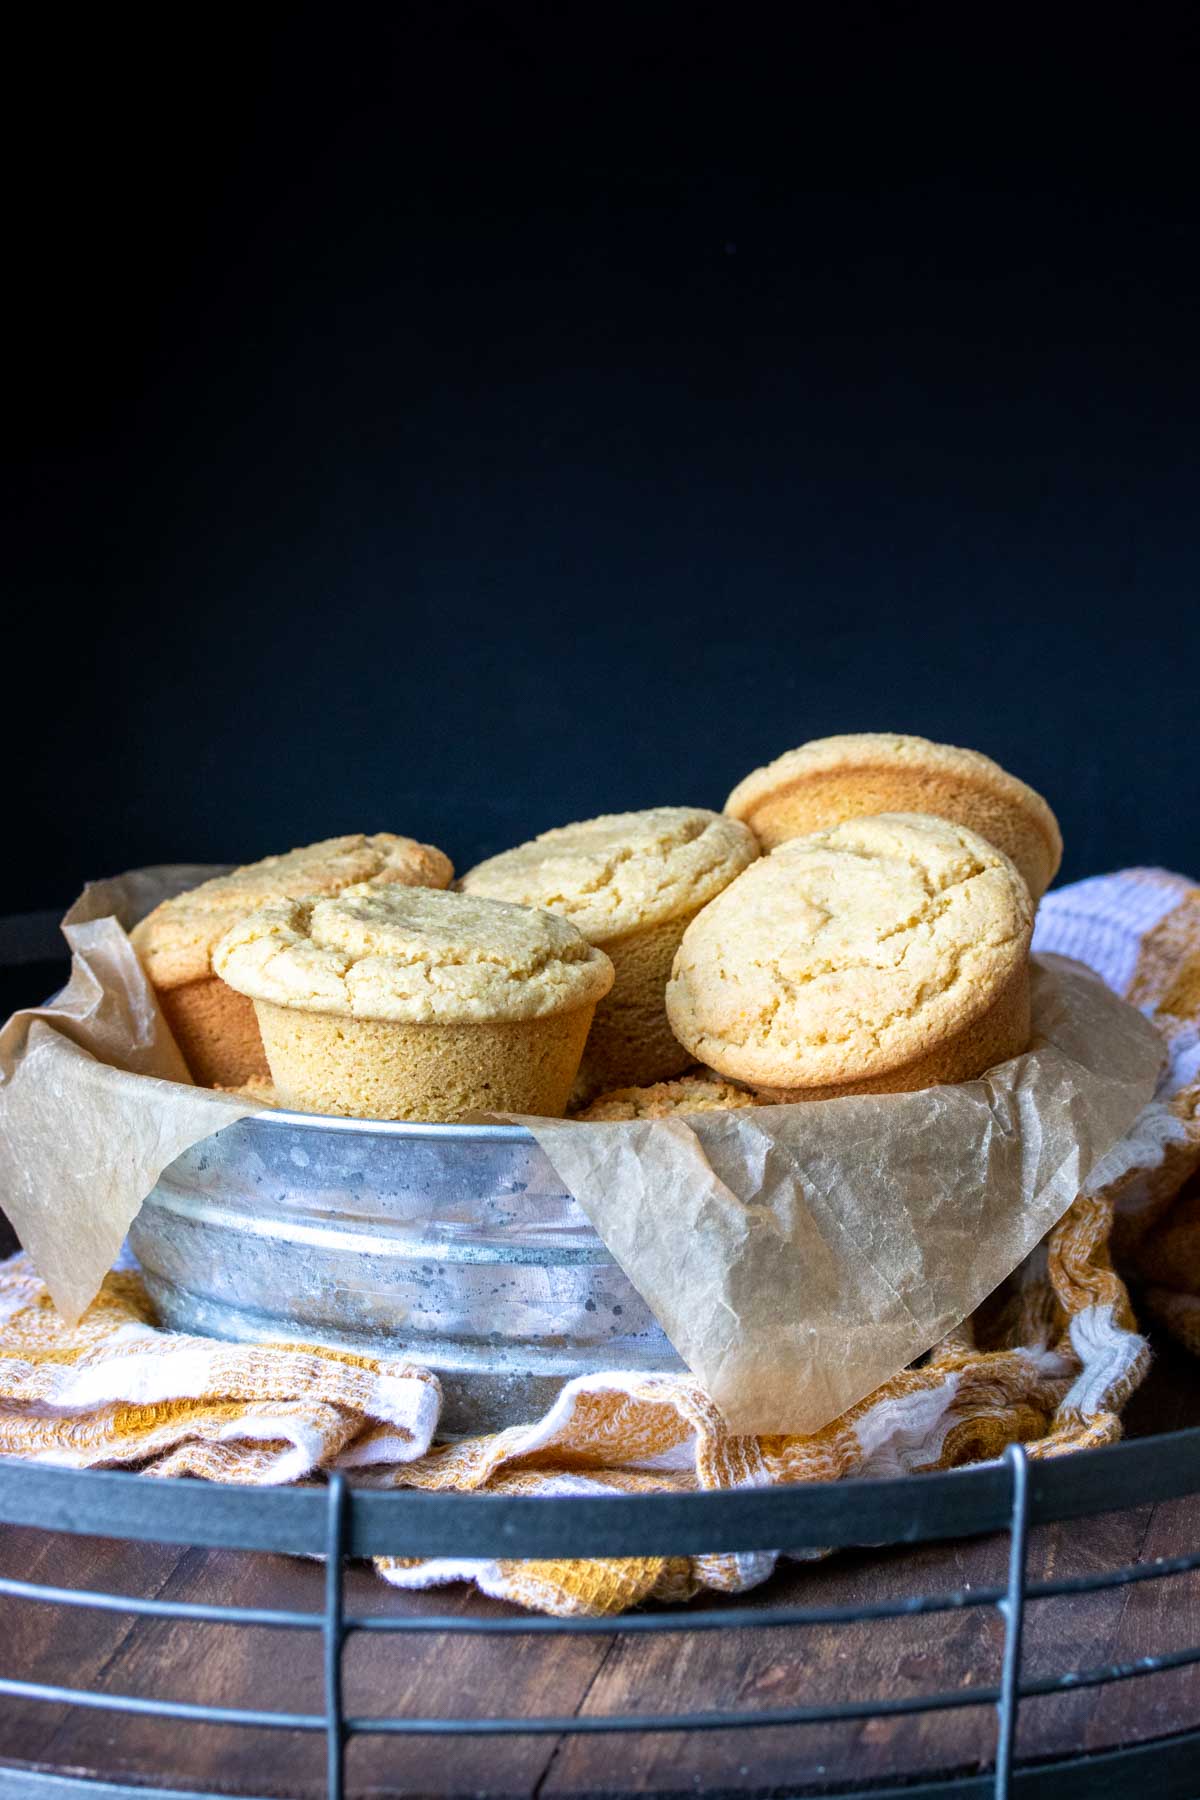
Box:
[0,1336,1197,1799]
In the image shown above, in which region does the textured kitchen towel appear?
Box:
[0,868,1197,1616]
[0,1260,441,1480]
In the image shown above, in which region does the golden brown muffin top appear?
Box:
[214,884,614,1024]
[131,834,454,988]
[725,732,1062,896]
[574,1072,764,1120]
[461,807,758,942]
[666,811,1033,1089]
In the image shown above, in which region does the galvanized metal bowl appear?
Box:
[130,1108,682,1435]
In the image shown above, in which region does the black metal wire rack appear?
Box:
[1,1427,1199,1800]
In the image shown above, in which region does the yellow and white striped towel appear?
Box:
[1,868,1197,1616]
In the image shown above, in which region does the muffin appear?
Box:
[725,733,1062,900]
[575,1071,765,1121]
[460,808,759,1098]
[214,1075,280,1108]
[213,885,614,1121]
[130,833,453,1086]
[666,811,1034,1101]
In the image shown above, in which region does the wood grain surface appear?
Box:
[0,1338,1196,1798]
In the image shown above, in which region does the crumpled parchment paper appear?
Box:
[0,869,1164,1435]
[519,956,1164,1433]
[0,867,256,1322]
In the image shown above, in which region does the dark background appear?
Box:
[7,2,1199,931]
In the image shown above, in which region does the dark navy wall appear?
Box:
[8,3,1199,915]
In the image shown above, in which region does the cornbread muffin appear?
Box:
[461,808,759,1097]
[725,734,1062,900]
[213,885,614,1121]
[131,834,453,1086]
[666,812,1034,1101]
[214,1076,280,1109]
[575,1072,764,1121]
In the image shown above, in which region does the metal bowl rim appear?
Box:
[236,1106,538,1143]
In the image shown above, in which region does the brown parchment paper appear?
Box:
[0,869,1164,1437]
[0,867,257,1322]
[521,957,1164,1435]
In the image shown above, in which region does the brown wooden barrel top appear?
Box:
[0,1336,1197,1798]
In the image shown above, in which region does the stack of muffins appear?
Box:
[130,734,1061,1122]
